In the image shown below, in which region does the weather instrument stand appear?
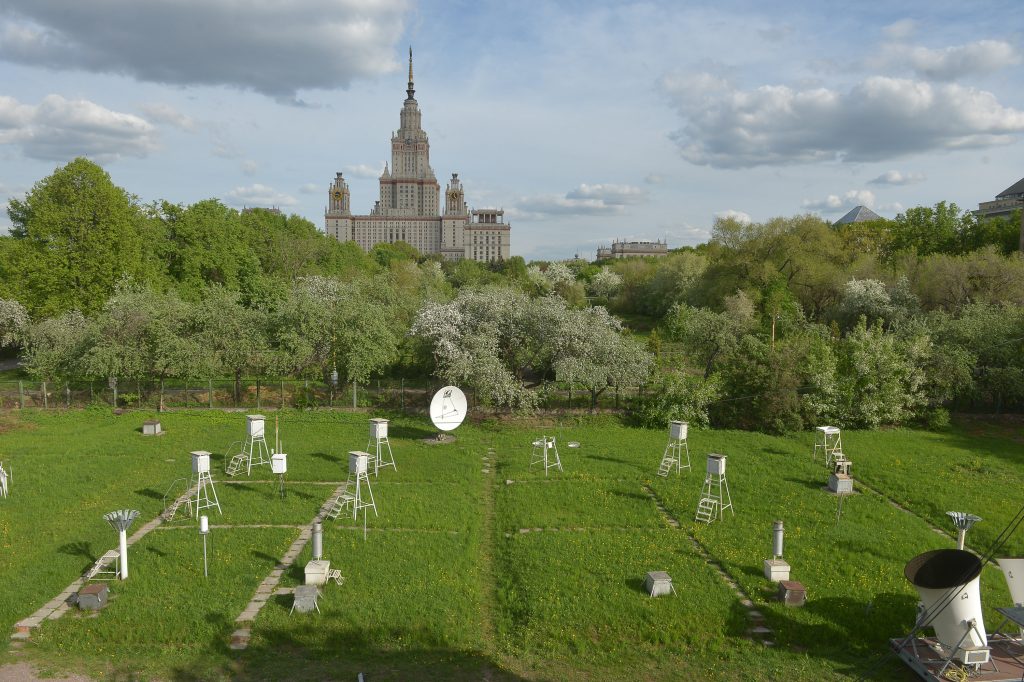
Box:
[188,451,222,517]
[695,454,733,524]
[530,436,563,476]
[327,452,377,540]
[658,421,690,477]
[367,418,396,476]
[0,461,9,498]
[813,426,842,466]
[243,415,271,475]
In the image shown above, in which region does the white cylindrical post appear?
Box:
[312,522,323,561]
[119,529,129,580]
[772,520,784,559]
[200,515,209,577]
[957,529,967,551]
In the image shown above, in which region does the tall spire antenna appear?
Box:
[407,46,415,100]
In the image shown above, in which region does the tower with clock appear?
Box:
[324,49,510,263]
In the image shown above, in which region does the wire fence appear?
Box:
[0,378,647,414]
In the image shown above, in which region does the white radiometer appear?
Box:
[429,386,467,432]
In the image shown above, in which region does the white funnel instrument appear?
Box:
[997,558,1024,607]
[905,549,987,658]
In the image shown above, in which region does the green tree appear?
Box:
[4,158,148,316]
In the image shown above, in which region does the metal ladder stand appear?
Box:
[327,452,377,522]
[530,436,562,476]
[813,426,842,466]
[188,451,222,517]
[0,461,8,498]
[658,421,691,477]
[695,454,733,524]
[366,418,396,476]
[244,414,271,476]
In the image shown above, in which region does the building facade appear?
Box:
[324,51,510,262]
[975,177,1024,220]
[596,239,669,260]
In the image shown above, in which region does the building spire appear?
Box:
[406,46,415,100]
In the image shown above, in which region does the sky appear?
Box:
[0,0,1022,261]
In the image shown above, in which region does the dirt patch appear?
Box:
[421,433,457,445]
[0,662,92,682]
[0,413,29,435]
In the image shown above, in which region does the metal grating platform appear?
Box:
[890,634,1024,681]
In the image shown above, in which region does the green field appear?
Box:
[0,409,1021,680]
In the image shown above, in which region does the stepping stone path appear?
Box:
[10,486,195,642]
[641,485,774,645]
[229,482,348,651]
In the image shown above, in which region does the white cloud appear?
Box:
[240,159,258,176]
[298,183,321,194]
[565,183,648,205]
[802,189,876,213]
[878,40,1021,81]
[868,170,925,186]
[0,94,157,161]
[224,183,297,208]
[513,183,648,219]
[139,103,197,132]
[882,19,916,40]
[662,74,1024,168]
[715,209,751,224]
[344,163,386,179]
[644,173,665,185]
[0,0,411,101]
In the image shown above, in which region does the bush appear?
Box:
[629,371,719,429]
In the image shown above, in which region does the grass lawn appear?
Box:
[0,409,1022,680]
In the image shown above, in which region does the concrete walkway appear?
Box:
[228,482,348,651]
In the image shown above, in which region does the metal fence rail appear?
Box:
[0,379,645,413]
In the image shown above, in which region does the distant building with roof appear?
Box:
[596,239,668,260]
[975,177,1024,221]
[833,205,883,226]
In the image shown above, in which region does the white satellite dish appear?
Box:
[429,386,467,432]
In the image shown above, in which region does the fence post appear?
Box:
[89,382,93,404]
[137,380,142,408]
[42,380,48,409]
[66,383,71,409]
[18,380,24,409]
[184,379,189,408]
[401,378,405,412]
[615,384,619,410]
[568,384,572,410]
[256,378,261,410]
[280,380,285,410]
[352,381,357,409]
[208,380,213,409]
[159,379,164,413]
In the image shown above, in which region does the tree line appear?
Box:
[2,157,1023,430]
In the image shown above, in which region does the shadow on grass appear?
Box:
[229,624,530,682]
[748,592,919,679]
[58,541,95,571]
[612,489,650,502]
[252,550,281,564]
[584,454,639,469]
[307,451,339,464]
[784,476,828,492]
[135,487,165,501]
[146,546,168,558]
[390,424,439,441]
[624,577,649,596]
